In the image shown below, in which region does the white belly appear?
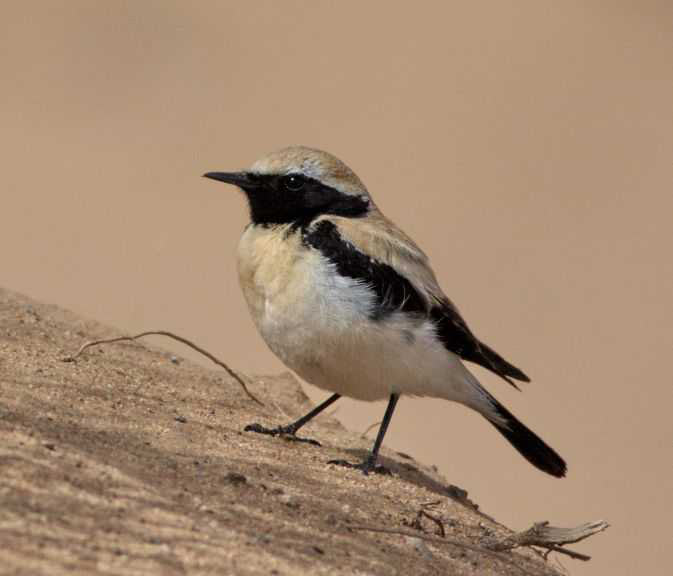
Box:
[237,224,483,406]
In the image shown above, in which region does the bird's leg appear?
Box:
[329,394,399,475]
[244,393,341,447]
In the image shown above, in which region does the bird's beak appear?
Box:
[202,171,257,189]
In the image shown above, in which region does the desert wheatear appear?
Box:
[204,146,566,477]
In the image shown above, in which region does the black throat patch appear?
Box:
[241,174,369,226]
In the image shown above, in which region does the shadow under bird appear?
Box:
[204,146,567,477]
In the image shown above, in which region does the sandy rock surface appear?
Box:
[0,287,563,575]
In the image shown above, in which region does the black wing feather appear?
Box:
[303,220,529,387]
[431,307,529,388]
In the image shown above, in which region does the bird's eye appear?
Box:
[282,174,305,192]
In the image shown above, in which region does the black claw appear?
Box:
[244,422,321,447]
[327,458,391,476]
[244,422,276,434]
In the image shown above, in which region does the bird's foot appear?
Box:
[328,456,391,476]
[244,422,321,447]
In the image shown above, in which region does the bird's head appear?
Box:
[204,146,372,225]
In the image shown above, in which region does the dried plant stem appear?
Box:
[349,525,537,576]
[64,330,263,406]
[360,420,382,438]
[486,520,609,561]
[353,517,608,566]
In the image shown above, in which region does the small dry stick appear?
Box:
[486,520,609,561]
[412,508,446,538]
[349,525,537,576]
[353,518,608,567]
[360,420,382,438]
[64,330,263,406]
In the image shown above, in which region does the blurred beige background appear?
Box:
[2,2,671,574]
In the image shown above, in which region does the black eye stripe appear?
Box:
[242,173,369,225]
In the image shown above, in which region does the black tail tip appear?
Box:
[491,404,567,478]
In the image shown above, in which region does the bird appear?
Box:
[204,146,567,477]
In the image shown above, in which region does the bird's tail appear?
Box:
[476,340,531,385]
[481,392,567,478]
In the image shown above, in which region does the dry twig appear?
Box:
[485,520,609,561]
[406,501,446,537]
[354,515,608,571]
[349,525,538,576]
[360,420,382,438]
[413,509,446,537]
[63,330,263,406]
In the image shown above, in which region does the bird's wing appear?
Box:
[304,212,529,388]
